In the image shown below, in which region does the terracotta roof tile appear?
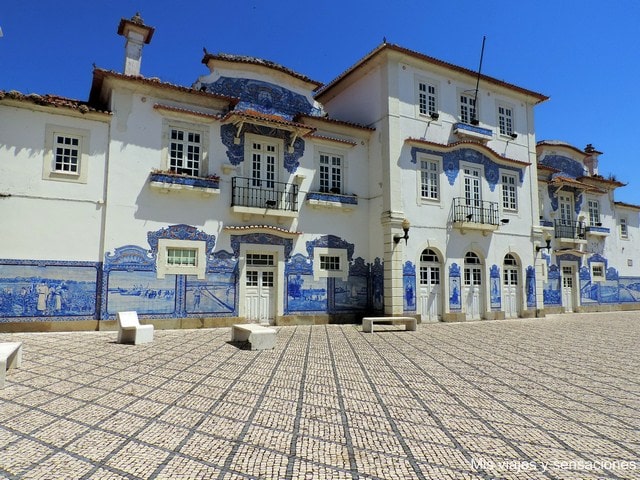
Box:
[0,90,110,115]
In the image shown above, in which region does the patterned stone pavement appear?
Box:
[0,312,639,480]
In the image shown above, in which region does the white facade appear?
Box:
[1,16,640,331]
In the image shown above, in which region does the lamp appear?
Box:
[394,218,410,244]
[536,238,551,253]
[509,133,518,140]
[470,117,479,125]
[500,218,510,224]
[430,112,439,121]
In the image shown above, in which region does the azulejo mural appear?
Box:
[200,77,323,120]
[410,147,524,191]
[0,261,99,320]
[403,261,416,313]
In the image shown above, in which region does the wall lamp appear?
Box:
[430,112,439,121]
[500,218,510,224]
[536,238,552,253]
[509,133,518,140]
[394,219,411,245]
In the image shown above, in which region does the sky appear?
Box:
[1,0,640,204]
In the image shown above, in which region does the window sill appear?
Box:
[453,122,493,142]
[585,226,610,237]
[149,172,220,197]
[306,192,358,212]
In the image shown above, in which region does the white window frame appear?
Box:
[243,133,283,181]
[313,247,348,281]
[157,239,207,279]
[43,124,90,183]
[459,90,477,124]
[416,77,439,118]
[162,120,208,176]
[587,199,601,226]
[501,172,518,212]
[418,154,441,202]
[590,262,605,282]
[497,102,515,136]
[317,149,346,194]
[620,217,629,239]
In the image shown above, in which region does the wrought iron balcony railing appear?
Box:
[452,197,499,226]
[554,219,586,239]
[231,177,298,212]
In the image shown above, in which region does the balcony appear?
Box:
[149,171,220,197]
[554,219,587,244]
[231,176,298,219]
[452,197,499,234]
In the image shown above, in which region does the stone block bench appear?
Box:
[232,324,277,350]
[117,311,154,345]
[0,342,23,388]
[362,317,417,333]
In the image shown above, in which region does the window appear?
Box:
[170,128,202,176]
[620,217,629,239]
[591,263,605,282]
[460,92,477,124]
[313,247,348,280]
[319,153,343,194]
[420,157,440,200]
[320,255,341,271]
[167,248,197,266]
[587,200,600,226]
[163,120,208,177]
[156,239,207,279]
[501,173,518,211]
[497,103,514,136]
[246,253,275,266]
[417,79,438,117]
[54,135,80,173]
[43,125,90,183]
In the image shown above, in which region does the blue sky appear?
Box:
[2,1,639,204]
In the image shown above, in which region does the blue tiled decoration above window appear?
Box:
[285,253,313,275]
[410,147,524,191]
[200,77,323,120]
[230,233,294,259]
[306,235,355,262]
[221,123,305,173]
[147,224,216,257]
[540,155,586,179]
[547,182,583,214]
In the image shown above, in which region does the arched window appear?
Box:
[464,252,481,264]
[420,249,439,263]
[504,254,517,266]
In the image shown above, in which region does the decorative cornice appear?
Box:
[406,138,530,167]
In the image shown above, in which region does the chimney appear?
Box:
[584,143,601,176]
[117,13,154,76]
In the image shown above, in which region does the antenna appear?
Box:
[471,36,486,125]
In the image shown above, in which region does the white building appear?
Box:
[1,14,639,332]
[536,141,640,312]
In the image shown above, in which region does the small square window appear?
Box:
[43,125,90,183]
[167,248,197,267]
[320,255,341,271]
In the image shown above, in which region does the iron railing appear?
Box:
[554,219,586,239]
[452,197,499,225]
[231,177,298,212]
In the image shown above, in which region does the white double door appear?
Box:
[245,253,276,324]
[503,267,519,319]
[562,265,575,313]
[463,266,482,320]
[420,265,441,322]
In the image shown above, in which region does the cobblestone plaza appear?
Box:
[1,312,638,479]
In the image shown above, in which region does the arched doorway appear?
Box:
[463,251,483,320]
[503,253,520,318]
[419,248,441,322]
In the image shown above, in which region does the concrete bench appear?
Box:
[362,317,417,333]
[232,324,277,350]
[117,311,154,345]
[0,342,23,388]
